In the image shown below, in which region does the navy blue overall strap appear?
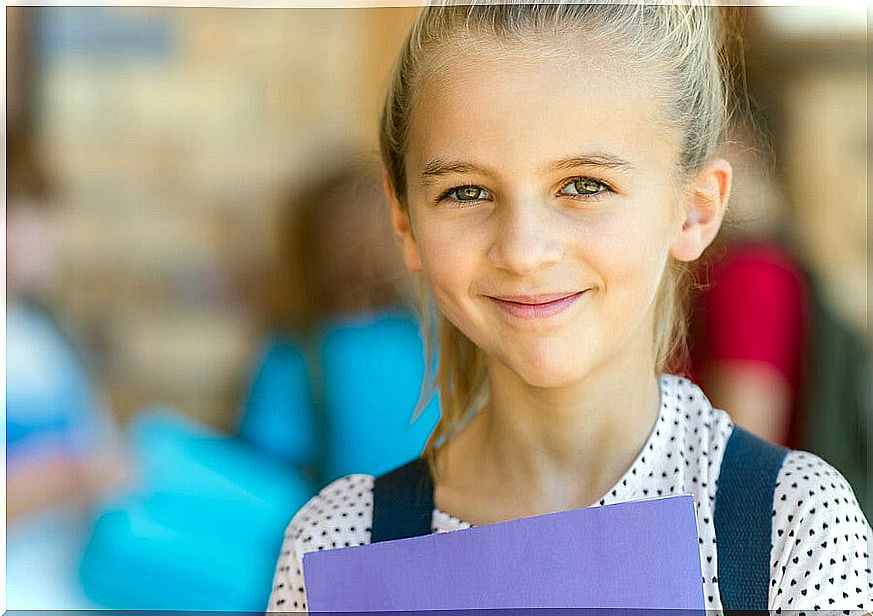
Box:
[714,425,789,610]
[371,456,434,543]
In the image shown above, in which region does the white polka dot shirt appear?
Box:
[267,375,871,612]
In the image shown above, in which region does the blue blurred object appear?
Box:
[6,302,106,459]
[129,409,314,525]
[6,303,115,610]
[319,309,439,482]
[78,308,439,611]
[36,7,175,59]
[237,336,318,468]
[79,409,315,611]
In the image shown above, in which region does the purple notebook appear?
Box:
[303,494,704,611]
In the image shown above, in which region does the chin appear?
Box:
[512,357,592,391]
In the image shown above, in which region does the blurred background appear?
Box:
[5,5,869,612]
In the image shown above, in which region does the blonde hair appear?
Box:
[379,2,735,464]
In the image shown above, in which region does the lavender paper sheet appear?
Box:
[303,494,704,612]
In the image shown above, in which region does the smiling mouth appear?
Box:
[487,291,587,320]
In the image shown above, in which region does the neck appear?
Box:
[436,343,661,521]
[484,360,660,497]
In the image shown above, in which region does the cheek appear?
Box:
[577,210,673,300]
[415,223,476,299]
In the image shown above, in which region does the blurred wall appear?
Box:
[13,7,417,429]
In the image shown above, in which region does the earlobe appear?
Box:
[670,158,732,263]
[383,171,422,272]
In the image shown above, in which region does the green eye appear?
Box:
[562,178,608,196]
[453,186,488,201]
[435,185,492,207]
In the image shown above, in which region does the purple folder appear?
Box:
[303,494,704,611]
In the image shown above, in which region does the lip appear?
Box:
[487,290,587,320]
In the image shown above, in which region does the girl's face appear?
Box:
[389,41,728,390]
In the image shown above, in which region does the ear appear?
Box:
[670,158,732,262]
[383,171,422,272]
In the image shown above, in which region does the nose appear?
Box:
[487,199,563,275]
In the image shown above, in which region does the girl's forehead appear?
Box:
[406,40,678,173]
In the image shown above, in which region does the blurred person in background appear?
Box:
[683,118,869,514]
[6,128,129,521]
[241,155,422,483]
[264,157,415,335]
[684,119,806,448]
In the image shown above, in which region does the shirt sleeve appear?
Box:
[266,475,375,612]
[266,507,310,612]
[769,450,872,610]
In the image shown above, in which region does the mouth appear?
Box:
[487,290,588,320]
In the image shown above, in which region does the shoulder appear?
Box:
[769,450,871,610]
[286,474,375,553]
[775,450,861,508]
[772,450,868,540]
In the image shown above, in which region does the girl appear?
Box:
[268,2,871,610]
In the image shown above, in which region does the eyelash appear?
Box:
[435,176,613,207]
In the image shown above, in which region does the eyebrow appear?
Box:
[547,153,635,173]
[420,159,490,187]
[419,152,635,187]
